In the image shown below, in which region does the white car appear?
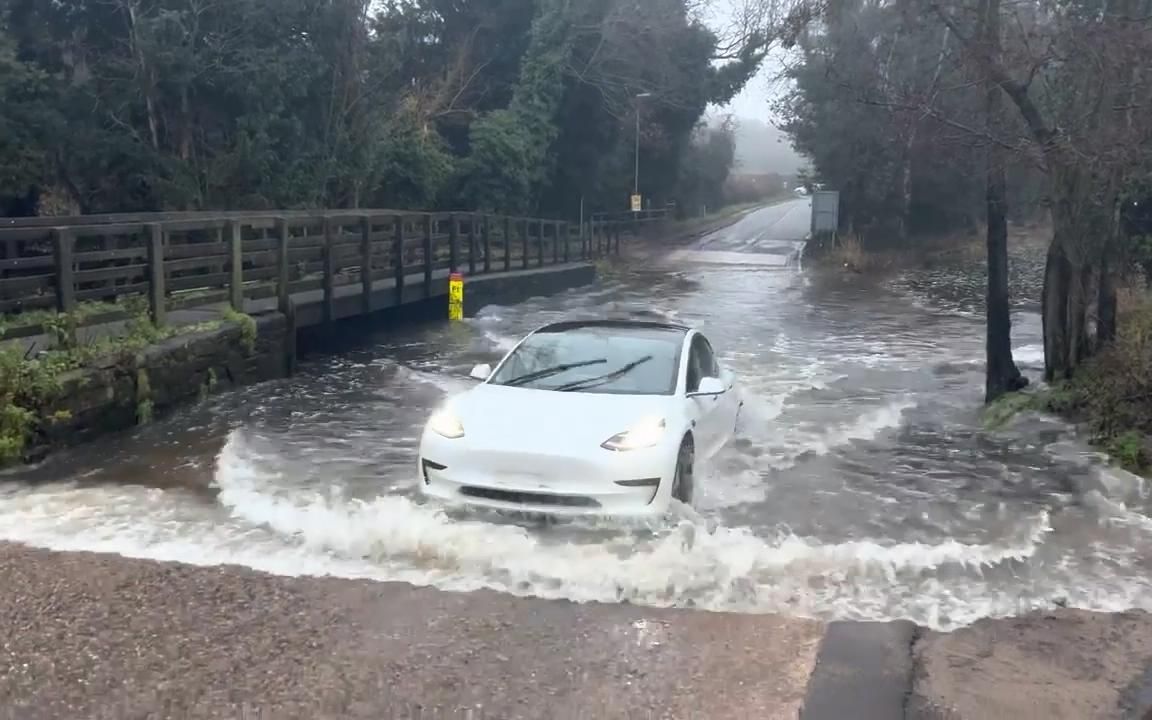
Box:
[417,320,742,516]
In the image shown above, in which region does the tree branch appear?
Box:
[928,1,1056,150]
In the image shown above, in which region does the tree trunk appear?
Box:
[1042,235,1074,381]
[1097,253,1117,347]
[1065,261,1092,372]
[981,0,1023,402]
[985,155,1023,400]
[124,2,161,152]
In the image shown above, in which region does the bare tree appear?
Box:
[931,0,1152,380]
[978,0,1025,401]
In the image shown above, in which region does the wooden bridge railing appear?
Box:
[0,209,644,339]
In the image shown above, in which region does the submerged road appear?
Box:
[3,199,1152,718]
[666,199,809,266]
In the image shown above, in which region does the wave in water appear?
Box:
[204,429,1056,628]
[0,428,1125,630]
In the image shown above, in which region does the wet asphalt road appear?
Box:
[694,199,811,252]
[667,199,809,266]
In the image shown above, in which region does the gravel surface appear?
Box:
[910,609,1152,719]
[7,540,1152,719]
[0,542,823,720]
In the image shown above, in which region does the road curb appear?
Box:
[799,620,919,720]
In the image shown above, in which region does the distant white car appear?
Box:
[417,320,742,516]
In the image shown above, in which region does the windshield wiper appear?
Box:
[553,355,654,392]
[501,358,607,387]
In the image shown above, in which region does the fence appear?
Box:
[0,209,651,341]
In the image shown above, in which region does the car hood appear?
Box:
[448,383,674,450]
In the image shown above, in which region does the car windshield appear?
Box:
[488,325,684,395]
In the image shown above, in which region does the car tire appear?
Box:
[672,437,695,505]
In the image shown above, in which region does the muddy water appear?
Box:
[1,230,1150,631]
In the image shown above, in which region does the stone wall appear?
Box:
[21,261,597,464]
[28,313,290,461]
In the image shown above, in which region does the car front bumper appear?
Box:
[416,431,678,517]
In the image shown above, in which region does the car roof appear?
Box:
[531,319,692,335]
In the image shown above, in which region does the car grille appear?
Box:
[459,486,601,508]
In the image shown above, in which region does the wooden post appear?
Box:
[360,214,372,314]
[503,217,512,272]
[448,214,459,272]
[321,217,335,323]
[521,219,529,270]
[467,214,477,275]
[283,297,297,376]
[394,213,405,305]
[483,215,492,274]
[213,226,224,279]
[276,217,290,314]
[423,214,433,297]
[537,219,545,267]
[615,224,621,255]
[552,222,559,264]
[228,219,244,312]
[146,223,166,326]
[562,222,570,263]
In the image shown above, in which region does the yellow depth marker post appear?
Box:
[448,271,464,320]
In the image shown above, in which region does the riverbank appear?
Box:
[810,222,1049,276]
[0,305,291,468]
[808,221,1152,476]
[1,540,1150,719]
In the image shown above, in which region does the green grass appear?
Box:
[222,308,257,355]
[982,390,1043,430]
[0,302,241,465]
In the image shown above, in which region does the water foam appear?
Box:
[191,428,1055,628]
[390,364,473,395]
[1014,344,1045,365]
[753,396,917,471]
[478,328,518,352]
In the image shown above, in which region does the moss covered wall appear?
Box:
[27,313,290,461]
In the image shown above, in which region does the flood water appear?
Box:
[2,205,1151,631]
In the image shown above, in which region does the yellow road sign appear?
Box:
[448,272,464,320]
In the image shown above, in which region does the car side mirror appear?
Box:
[469,363,492,381]
[689,376,725,397]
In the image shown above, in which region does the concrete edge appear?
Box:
[799,620,920,720]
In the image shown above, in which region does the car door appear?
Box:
[685,333,724,456]
[697,333,742,444]
[711,342,742,438]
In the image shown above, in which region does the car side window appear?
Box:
[686,335,716,392]
[686,343,702,392]
[695,335,718,378]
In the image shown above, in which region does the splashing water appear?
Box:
[2,235,1152,632]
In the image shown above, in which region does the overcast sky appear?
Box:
[712,47,794,122]
[698,0,799,125]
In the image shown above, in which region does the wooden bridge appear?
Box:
[0,209,667,341]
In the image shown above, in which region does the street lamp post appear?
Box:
[633,92,651,210]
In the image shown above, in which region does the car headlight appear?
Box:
[601,415,665,451]
[428,407,465,439]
